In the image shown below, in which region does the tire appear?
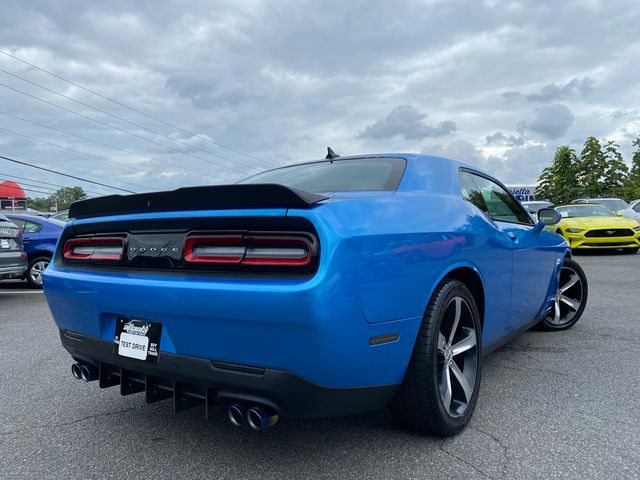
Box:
[26,256,50,289]
[622,247,639,254]
[389,279,482,436]
[538,258,588,331]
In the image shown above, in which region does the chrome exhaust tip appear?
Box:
[247,406,279,431]
[71,363,83,380]
[227,404,245,427]
[78,363,98,382]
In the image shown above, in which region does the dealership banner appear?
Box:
[508,186,536,201]
[0,199,27,210]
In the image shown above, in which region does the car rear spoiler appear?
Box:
[68,184,328,220]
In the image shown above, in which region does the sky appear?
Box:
[0,0,639,198]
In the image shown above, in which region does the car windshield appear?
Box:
[592,199,628,211]
[556,205,614,217]
[239,157,406,192]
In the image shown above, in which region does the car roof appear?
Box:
[5,213,62,224]
[246,152,495,195]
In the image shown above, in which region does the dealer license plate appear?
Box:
[0,239,9,249]
[114,317,162,362]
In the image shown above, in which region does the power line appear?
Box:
[0,81,246,176]
[0,67,255,174]
[0,111,202,184]
[0,126,171,192]
[0,153,135,193]
[0,178,59,194]
[0,49,264,163]
[0,128,159,190]
[0,172,103,196]
[0,110,190,180]
[0,182,58,197]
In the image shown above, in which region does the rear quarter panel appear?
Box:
[292,192,515,348]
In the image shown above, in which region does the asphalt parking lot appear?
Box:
[1,254,639,480]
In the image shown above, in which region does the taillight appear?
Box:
[63,237,125,261]
[243,236,312,266]
[184,233,315,267]
[184,235,244,264]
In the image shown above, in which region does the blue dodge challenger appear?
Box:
[44,153,588,436]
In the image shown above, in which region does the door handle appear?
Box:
[506,231,517,241]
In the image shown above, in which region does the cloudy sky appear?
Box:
[0,0,639,197]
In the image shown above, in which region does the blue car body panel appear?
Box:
[44,154,567,393]
[5,214,63,259]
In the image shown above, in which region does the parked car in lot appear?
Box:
[571,197,640,220]
[44,153,588,436]
[521,200,554,216]
[0,214,27,280]
[552,204,640,253]
[49,210,69,222]
[5,214,64,287]
[629,199,640,212]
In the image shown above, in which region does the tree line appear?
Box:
[28,186,87,212]
[535,136,640,204]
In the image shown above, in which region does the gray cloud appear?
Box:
[0,1,638,191]
[518,104,575,139]
[358,105,456,141]
[485,131,525,147]
[503,77,593,103]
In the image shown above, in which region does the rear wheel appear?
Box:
[26,256,50,289]
[538,258,587,331]
[389,279,481,436]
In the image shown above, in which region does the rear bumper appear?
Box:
[60,329,398,418]
[0,259,27,278]
[44,262,421,388]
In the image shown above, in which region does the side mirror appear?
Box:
[535,208,561,232]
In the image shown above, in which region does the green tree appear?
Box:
[576,136,607,197]
[26,186,87,212]
[601,140,628,197]
[51,186,87,210]
[535,145,579,204]
[624,136,640,200]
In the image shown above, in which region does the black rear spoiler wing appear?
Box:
[68,184,328,220]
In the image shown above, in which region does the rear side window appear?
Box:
[240,157,406,192]
[23,221,42,233]
[460,171,532,225]
[9,219,42,233]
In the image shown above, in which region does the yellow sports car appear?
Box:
[549,204,640,252]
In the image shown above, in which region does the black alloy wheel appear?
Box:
[389,279,482,436]
[539,258,588,331]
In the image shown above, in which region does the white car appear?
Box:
[571,198,640,220]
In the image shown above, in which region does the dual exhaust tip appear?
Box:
[227,403,279,430]
[71,363,279,430]
[71,362,98,382]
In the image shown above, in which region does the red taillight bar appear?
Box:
[63,237,125,261]
[242,236,312,266]
[184,235,244,264]
[184,234,315,267]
